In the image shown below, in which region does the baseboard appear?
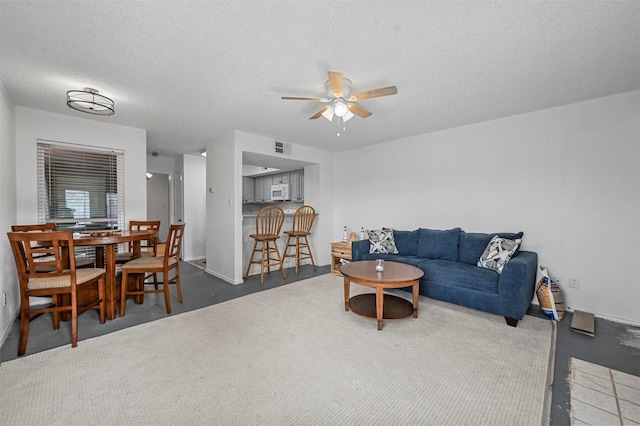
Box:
[205,268,242,285]
[0,309,18,358]
[530,302,640,328]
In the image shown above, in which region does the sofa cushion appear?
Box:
[393,229,420,256]
[416,228,461,261]
[367,228,398,254]
[458,231,524,265]
[477,235,522,273]
[419,259,500,293]
[361,252,424,267]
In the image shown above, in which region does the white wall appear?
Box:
[147,155,176,174]
[182,154,206,260]
[206,132,236,282]
[0,80,18,346]
[206,130,335,284]
[335,91,640,325]
[15,107,148,226]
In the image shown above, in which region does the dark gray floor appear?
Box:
[1,262,638,425]
[537,307,640,425]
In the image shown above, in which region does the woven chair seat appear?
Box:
[28,268,106,290]
[122,257,177,269]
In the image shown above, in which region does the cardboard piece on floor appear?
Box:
[571,310,595,337]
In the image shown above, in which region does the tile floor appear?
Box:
[570,358,640,425]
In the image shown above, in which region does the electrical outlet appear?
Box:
[569,276,580,288]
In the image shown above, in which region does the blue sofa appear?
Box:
[351,228,538,327]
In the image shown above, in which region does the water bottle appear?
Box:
[342,226,348,242]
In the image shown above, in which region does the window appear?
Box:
[37,140,125,232]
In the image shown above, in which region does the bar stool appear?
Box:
[244,205,287,285]
[283,205,317,275]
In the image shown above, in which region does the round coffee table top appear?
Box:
[340,260,423,284]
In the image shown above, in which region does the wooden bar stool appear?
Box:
[283,205,317,275]
[244,206,287,285]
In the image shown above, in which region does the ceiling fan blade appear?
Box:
[309,106,330,119]
[281,96,328,102]
[328,71,344,98]
[348,86,397,101]
[348,103,372,118]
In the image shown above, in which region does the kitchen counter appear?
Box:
[242,210,318,219]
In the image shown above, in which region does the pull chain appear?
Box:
[336,116,347,136]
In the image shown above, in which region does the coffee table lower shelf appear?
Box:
[348,293,415,321]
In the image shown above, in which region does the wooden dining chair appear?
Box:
[7,230,106,356]
[244,205,287,285]
[12,223,96,269]
[282,205,318,275]
[115,220,161,288]
[120,223,185,317]
[115,220,161,264]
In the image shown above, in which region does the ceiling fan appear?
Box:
[281,71,397,135]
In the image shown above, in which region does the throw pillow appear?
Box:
[477,235,522,273]
[459,231,524,265]
[368,228,399,254]
[416,228,461,261]
[393,229,420,256]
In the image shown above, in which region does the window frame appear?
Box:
[36,139,125,233]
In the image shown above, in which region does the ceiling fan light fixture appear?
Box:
[333,100,348,117]
[321,107,335,122]
[66,87,115,116]
[343,109,354,122]
[283,71,396,133]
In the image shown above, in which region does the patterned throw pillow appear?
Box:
[477,235,522,273]
[368,228,399,254]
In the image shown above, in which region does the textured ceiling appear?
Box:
[1,1,638,159]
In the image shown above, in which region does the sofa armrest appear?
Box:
[351,239,370,261]
[498,251,538,320]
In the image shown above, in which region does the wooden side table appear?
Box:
[330,241,352,276]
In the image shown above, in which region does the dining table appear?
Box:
[73,229,158,320]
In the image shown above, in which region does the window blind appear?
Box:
[37,140,125,233]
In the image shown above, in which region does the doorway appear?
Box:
[146,173,170,242]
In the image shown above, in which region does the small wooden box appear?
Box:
[330,241,352,276]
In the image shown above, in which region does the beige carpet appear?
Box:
[0,274,555,425]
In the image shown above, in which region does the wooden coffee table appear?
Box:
[340,260,424,330]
